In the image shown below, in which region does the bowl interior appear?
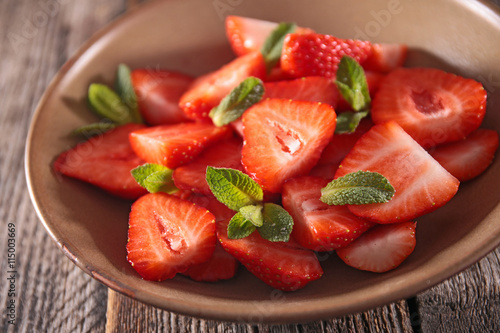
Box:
[26,0,500,323]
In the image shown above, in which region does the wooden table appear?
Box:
[1,0,499,332]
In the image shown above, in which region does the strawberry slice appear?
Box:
[429,128,499,182]
[336,221,417,273]
[335,121,460,223]
[131,68,193,125]
[53,124,148,200]
[178,52,267,120]
[225,15,314,57]
[183,242,239,282]
[173,137,244,195]
[241,98,336,193]
[126,192,216,281]
[217,219,323,291]
[363,43,408,73]
[371,67,487,148]
[280,33,373,79]
[129,122,232,169]
[263,76,339,108]
[282,176,374,252]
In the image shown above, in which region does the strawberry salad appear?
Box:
[53,16,499,291]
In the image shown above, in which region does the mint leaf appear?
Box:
[88,83,134,124]
[260,22,297,72]
[227,212,257,239]
[131,163,177,194]
[206,167,263,211]
[335,56,371,112]
[239,204,264,227]
[115,64,143,124]
[335,110,369,134]
[320,170,395,205]
[72,122,116,138]
[209,77,264,126]
[257,203,294,242]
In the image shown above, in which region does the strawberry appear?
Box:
[129,122,232,169]
[336,221,417,273]
[173,137,244,195]
[225,15,314,57]
[241,98,337,193]
[183,242,239,282]
[262,76,339,108]
[335,121,460,223]
[178,52,267,120]
[53,124,148,200]
[371,67,487,148]
[282,176,374,252]
[363,43,408,73]
[126,192,216,281]
[280,33,373,79]
[429,128,499,181]
[217,219,323,291]
[131,68,193,125]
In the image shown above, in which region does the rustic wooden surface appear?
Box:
[0,0,499,332]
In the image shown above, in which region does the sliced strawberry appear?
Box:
[217,220,323,291]
[225,15,314,57]
[335,121,460,223]
[230,118,244,138]
[241,99,336,193]
[173,137,244,195]
[280,33,373,79]
[183,242,239,282]
[53,124,148,200]
[429,128,499,181]
[129,122,232,169]
[179,52,267,120]
[371,67,487,148]
[263,76,339,108]
[308,163,339,180]
[131,68,194,125]
[126,192,216,281]
[282,176,374,252]
[336,221,417,273]
[363,43,408,73]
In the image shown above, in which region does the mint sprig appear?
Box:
[260,22,297,72]
[209,77,264,127]
[131,163,177,194]
[206,167,294,242]
[320,170,395,205]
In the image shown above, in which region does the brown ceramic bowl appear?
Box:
[26,0,500,323]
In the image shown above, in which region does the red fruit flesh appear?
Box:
[363,43,408,73]
[127,192,216,281]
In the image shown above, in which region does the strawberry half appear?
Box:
[225,15,315,57]
[363,43,408,73]
[126,192,216,281]
[131,68,193,125]
[280,33,373,79]
[217,220,323,291]
[129,122,232,169]
[173,137,244,195]
[241,98,337,193]
[53,124,148,200]
[282,176,374,252]
[336,221,417,273]
[335,121,460,223]
[178,52,267,120]
[371,67,487,148]
[429,128,499,182]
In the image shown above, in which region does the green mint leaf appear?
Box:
[131,163,177,194]
[115,64,143,124]
[227,212,257,239]
[88,83,134,124]
[239,204,264,227]
[320,170,395,205]
[335,110,370,134]
[209,77,264,126]
[335,56,371,112]
[206,167,263,211]
[260,22,297,72]
[72,122,116,138]
[257,203,294,242]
